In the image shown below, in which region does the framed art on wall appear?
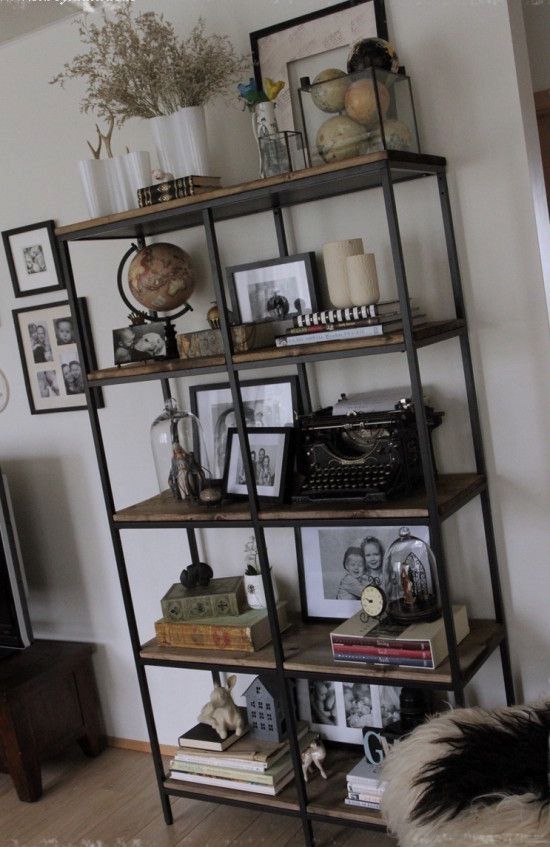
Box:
[2,220,64,298]
[222,427,292,504]
[189,375,300,480]
[298,524,430,621]
[250,0,388,133]
[226,253,319,325]
[12,298,101,414]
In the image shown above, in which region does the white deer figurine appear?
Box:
[198,675,246,740]
[301,734,328,782]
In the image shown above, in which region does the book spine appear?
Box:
[332,643,432,659]
[331,636,431,651]
[170,760,278,785]
[295,305,378,327]
[174,754,267,772]
[286,317,386,335]
[275,324,385,347]
[155,621,255,651]
[137,184,213,207]
[344,798,381,809]
[347,781,383,793]
[333,652,434,668]
[168,771,282,795]
[347,790,385,802]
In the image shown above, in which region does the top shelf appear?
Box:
[56,151,446,242]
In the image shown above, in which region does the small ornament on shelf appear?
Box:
[243,534,279,610]
[198,675,247,740]
[301,734,327,782]
[238,76,302,178]
[384,528,441,624]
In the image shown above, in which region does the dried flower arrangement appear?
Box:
[50,6,249,125]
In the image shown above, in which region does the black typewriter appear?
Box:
[292,399,443,503]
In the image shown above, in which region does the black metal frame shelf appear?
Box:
[55,151,515,847]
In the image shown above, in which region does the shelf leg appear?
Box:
[381,166,465,706]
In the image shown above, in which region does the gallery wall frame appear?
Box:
[2,220,65,298]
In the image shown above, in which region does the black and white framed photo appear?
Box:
[297,679,400,744]
[226,253,319,324]
[222,427,292,504]
[190,376,300,480]
[250,0,388,133]
[2,220,64,298]
[298,525,430,621]
[113,321,168,365]
[12,298,99,414]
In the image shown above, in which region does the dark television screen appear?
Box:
[0,472,32,652]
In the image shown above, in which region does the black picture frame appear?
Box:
[222,427,293,505]
[226,253,319,325]
[12,297,103,415]
[189,375,301,481]
[250,0,388,133]
[2,220,65,298]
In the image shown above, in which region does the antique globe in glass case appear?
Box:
[384,527,441,624]
[150,399,213,502]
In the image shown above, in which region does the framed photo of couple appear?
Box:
[2,220,64,298]
[298,524,430,622]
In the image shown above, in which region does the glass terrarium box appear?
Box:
[298,67,420,168]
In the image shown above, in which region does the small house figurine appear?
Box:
[243,676,287,742]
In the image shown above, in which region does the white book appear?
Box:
[344,797,381,810]
[169,768,294,795]
[276,324,386,347]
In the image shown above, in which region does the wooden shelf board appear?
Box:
[56,151,446,242]
[305,746,385,828]
[164,776,300,814]
[113,474,485,526]
[140,635,278,671]
[283,619,504,687]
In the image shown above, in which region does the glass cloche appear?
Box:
[384,527,441,624]
[150,399,213,502]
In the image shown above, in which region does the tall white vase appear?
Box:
[322,238,364,308]
[78,159,116,219]
[346,252,380,306]
[112,151,151,212]
[150,106,210,177]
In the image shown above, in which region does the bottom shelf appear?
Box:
[163,746,384,828]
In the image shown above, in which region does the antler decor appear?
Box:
[85,115,115,159]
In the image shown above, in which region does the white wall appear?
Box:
[0,0,549,745]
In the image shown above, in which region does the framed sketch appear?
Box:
[226,253,319,325]
[190,376,300,480]
[12,298,100,414]
[222,427,292,504]
[297,679,400,744]
[298,525,430,621]
[2,220,64,298]
[250,0,388,133]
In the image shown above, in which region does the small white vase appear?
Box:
[346,252,380,306]
[244,573,279,610]
[112,151,152,212]
[322,238,364,308]
[150,106,210,177]
[78,159,116,219]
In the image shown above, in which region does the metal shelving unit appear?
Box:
[55,151,515,847]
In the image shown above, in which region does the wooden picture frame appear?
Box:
[222,427,293,504]
[12,298,102,414]
[2,220,65,298]
[250,0,388,133]
[189,375,301,481]
[226,253,319,325]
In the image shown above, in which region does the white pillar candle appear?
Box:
[322,238,364,308]
[346,252,380,306]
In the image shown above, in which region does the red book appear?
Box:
[332,642,432,660]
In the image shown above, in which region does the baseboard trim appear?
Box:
[108,736,179,757]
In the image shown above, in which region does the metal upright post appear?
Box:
[380,165,465,706]
[202,208,315,847]
[57,240,174,824]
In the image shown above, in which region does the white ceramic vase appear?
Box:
[322,238,364,308]
[346,252,380,305]
[112,151,151,212]
[79,151,152,219]
[150,106,210,177]
[252,101,279,178]
[244,573,279,610]
[78,159,116,219]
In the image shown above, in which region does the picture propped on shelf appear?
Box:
[222,427,292,504]
[226,253,319,324]
[298,525,430,621]
[113,321,169,365]
[12,299,101,414]
[3,220,64,298]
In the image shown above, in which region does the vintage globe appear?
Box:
[347,37,400,75]
[344,78,390,127]
[128,242,195,312]
[316,115,367,163]
[310,68,350,113]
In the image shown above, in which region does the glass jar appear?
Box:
[384,527,440,624]
[150,399,212,501]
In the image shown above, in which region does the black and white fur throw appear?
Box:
[380,704,550,847]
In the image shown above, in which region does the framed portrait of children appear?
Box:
[298,525,430,621]
[2,220,64,298]
[222,427,292,504]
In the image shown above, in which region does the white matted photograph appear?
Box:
[297,679,400,743]
[222,427,292,504]
[2,220,64,298]
[226,253,318,324]
[299,525,430,620]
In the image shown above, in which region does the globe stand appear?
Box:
[117,243,193,360]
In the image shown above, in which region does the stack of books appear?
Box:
[330,606,470,670]
[137,175,221,207]
[169,721,313,795]
[274,300,425,348]
[345,758,386,810]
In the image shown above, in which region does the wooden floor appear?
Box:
[0,747,397,847]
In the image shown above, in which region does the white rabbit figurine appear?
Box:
[198,675,246,740]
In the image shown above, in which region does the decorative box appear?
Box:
[298,67,420,168]
[161,576,247,621]
[176,322,278,359]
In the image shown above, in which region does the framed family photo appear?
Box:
[250,0,388,133]
[222,427,292,504]
[299,525,430,621]
[189,376,300,480]
[226,253,319,324]
[2,220,64,298]
[297,679,400,744]
[12,298,99,414]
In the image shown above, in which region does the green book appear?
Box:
[169,752,294,785]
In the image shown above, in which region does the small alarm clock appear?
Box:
[360,584,387,623]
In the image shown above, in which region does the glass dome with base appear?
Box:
[384,527,441,624]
